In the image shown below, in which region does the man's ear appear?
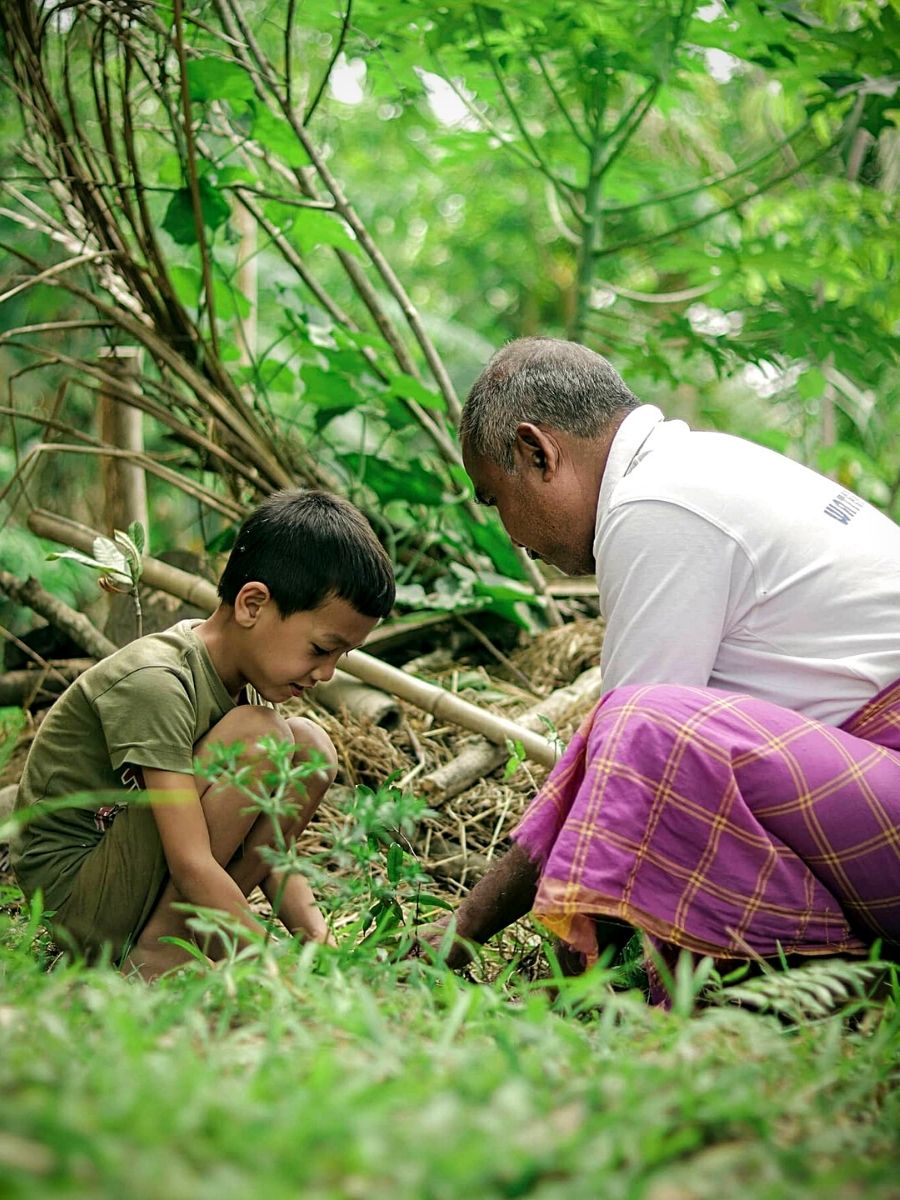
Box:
[234,581,272,627]
[513,422,558,479]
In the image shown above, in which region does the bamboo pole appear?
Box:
[26,509,563,767]
[97,346,148,535]
[420,665,604,801]
[314,669,402,729]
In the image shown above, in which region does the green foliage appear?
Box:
[708,956,891,1022]
[0,0,898,631]
[0,526,95,623]
[0,888,898,1199]
[0,706,25,774]
[47,524,146,638]
[192,736,440,950]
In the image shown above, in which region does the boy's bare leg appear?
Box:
[221,716,337,940]
[125,709,336,978]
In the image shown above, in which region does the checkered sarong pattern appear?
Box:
[513,680,900,971]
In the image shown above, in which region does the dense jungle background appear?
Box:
[0,2,898,1197]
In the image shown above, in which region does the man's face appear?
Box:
[463,433,597,577]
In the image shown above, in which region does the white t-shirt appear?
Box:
[593,405,900,725]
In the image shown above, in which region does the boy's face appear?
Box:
[239,591,378,704]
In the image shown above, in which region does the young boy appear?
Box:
[11,490,395,979]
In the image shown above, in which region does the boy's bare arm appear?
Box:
[143,767,267,943]
[261,871,335,945]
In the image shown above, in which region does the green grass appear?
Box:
[1,897,898,1200]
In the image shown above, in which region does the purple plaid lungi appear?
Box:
[513,680,900,991]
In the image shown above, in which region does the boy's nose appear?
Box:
[312,660,338,684]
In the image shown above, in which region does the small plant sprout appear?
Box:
[48,520,146,638]
[503,737,526,781]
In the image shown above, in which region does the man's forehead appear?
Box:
[463,448,500,486]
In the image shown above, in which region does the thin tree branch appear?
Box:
[593,140,839,262]
[1,442,243,519]
[304,0,352,124]
[285,0,298,107]
[0,249,115,306]
[429,53,585,223]
[473,6,573,200]
[0,570,116,661]
[213,0,464,425]
[533,51,589,149]
[173,0,221,361]
[599,80,659,179]
[600,117,817,215]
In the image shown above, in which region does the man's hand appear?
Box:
[412,914,476,970]
[412,842,540,969]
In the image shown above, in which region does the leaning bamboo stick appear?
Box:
[26,509,562,767]
[420,665,604,801]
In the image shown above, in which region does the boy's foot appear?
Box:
[121,938,209,982]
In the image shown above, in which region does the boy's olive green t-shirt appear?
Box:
[12,620,236,911]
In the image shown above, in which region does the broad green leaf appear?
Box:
[93,537,131,582]
[342,454,446,506]
[387,373,447,412]
[46,549,110,573]
[162,180,230,245]
[113,529,142,574]
[127,521,146,556]
[250,103,311,167]
[168,264,201,309]
[797,368,827,401]
[292,209,360,255]
[386,842,404,884]
[186,57,255,105]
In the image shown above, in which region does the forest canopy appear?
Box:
[0,0,898,632]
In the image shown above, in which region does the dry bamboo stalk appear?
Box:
[26,509,562,766]
[28,510,221,612]
[339,656,560,767]
[421,665,604,801]
[98,346,148,536]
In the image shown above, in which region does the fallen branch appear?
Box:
[0,569,116,660]
[0,659,95,707]
[26,509,563,766]
[420,665,604,801]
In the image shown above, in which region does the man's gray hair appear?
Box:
[460,337,640,471]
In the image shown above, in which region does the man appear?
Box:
[435,337,900,994]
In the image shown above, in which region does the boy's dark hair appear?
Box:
[217,490,395,619]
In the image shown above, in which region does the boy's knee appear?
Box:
[201,704,294,762]
[287,717,338,785]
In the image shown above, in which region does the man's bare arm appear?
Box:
[427,842,540,967]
